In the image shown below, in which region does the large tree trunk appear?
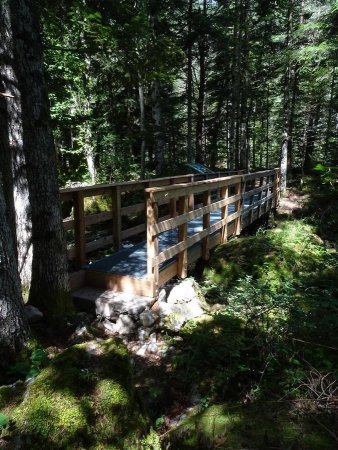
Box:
[82,52,96,184]
[303,104,321,171]
[186,0,194,163]
[280,133,288,193]
[152,79,165,176]
[0,89,30,361]
[324,67,336,162]
[0,174,30,362]
[195,0,207,164]
[209,95,225,168]
[229,0,240,169]
[9,0,72,318]
[138,73,146,179]
[0,0,32,289]
[280,1,294,192]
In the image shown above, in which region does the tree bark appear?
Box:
[280,1,294,192]
[186,0,194,163]
[138,73,146,179]
[0,88,30,360]
[324,67,336,162]
[0,0,32,289]
[9,0,72,318]
[0,174,30,362]
[229,0,240,169]
[152,79,165,176]
[280,132,288,192]
[303,104,321,171]
[195,0,207,164]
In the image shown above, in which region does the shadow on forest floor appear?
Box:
[1,184,338,449]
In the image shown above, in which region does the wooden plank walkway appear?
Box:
[61,169,280,298]
[85,209,229,278]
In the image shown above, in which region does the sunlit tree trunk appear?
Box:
[0,0,32,289]
[9,0,72,318]
[280,1,294,192]
[195,0,207,164]
[0,173,30,362]
[186,0,194,163]
[324,67,336,162]
[152,79,165,176]
[0,89,30,361]
[138,74,146,179]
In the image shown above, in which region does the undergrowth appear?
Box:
[166,181,338,448]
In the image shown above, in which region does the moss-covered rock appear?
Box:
[10,339,150,449]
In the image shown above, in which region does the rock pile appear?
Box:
[73,278,209,357]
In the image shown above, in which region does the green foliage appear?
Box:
[0,412,8,428]
[7,345,49,382]
[38,0,337,183]
[169,216,338,404]
[314,163,338,187]
[163,198,338,448]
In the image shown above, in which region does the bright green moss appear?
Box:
[97,379,129,413]
[13,390,87,446]
[168,403,336,450]
[10,339,149,449]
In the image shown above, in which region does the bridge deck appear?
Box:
[62,170,280,297]
[86,209,227,278]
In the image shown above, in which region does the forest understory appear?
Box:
[1,175,337,450]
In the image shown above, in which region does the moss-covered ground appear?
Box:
[1,177,337,449]
[0,339,159,449]
[162,180,338,449]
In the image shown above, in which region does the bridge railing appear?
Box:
[59,171,242,268]
[145,168,280,294]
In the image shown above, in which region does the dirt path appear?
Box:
[278,189,309,216]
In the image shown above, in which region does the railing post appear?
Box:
[258,175,264,217]
[273,169,280,208]
[169,178,177,218]
[147,192,159,296]
[202,190,211,260]
[235,178,243,236]
[220,185,228,243]
[177,195,188,278]
[188,175,195,210]
[73,190,86,268]
[112,185,122,251]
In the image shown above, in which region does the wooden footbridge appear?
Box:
[60,169,280,298]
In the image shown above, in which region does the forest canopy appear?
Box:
[39,0,338,185]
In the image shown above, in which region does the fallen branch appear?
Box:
[292,338,338,351]
[0,92,14,98]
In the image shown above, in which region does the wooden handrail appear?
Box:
[60,171,241,268]
[60,169,278,271]
[145,168,280,292]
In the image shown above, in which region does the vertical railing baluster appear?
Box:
[112,185,122,251]
[220,184,228,243]
[235,178,244,236]
[147,192,159,297]
[177,195,188,278]
[169,178,177,218]
[73,190,85,268]
[202,190,211,260]
[188,175,195,211]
